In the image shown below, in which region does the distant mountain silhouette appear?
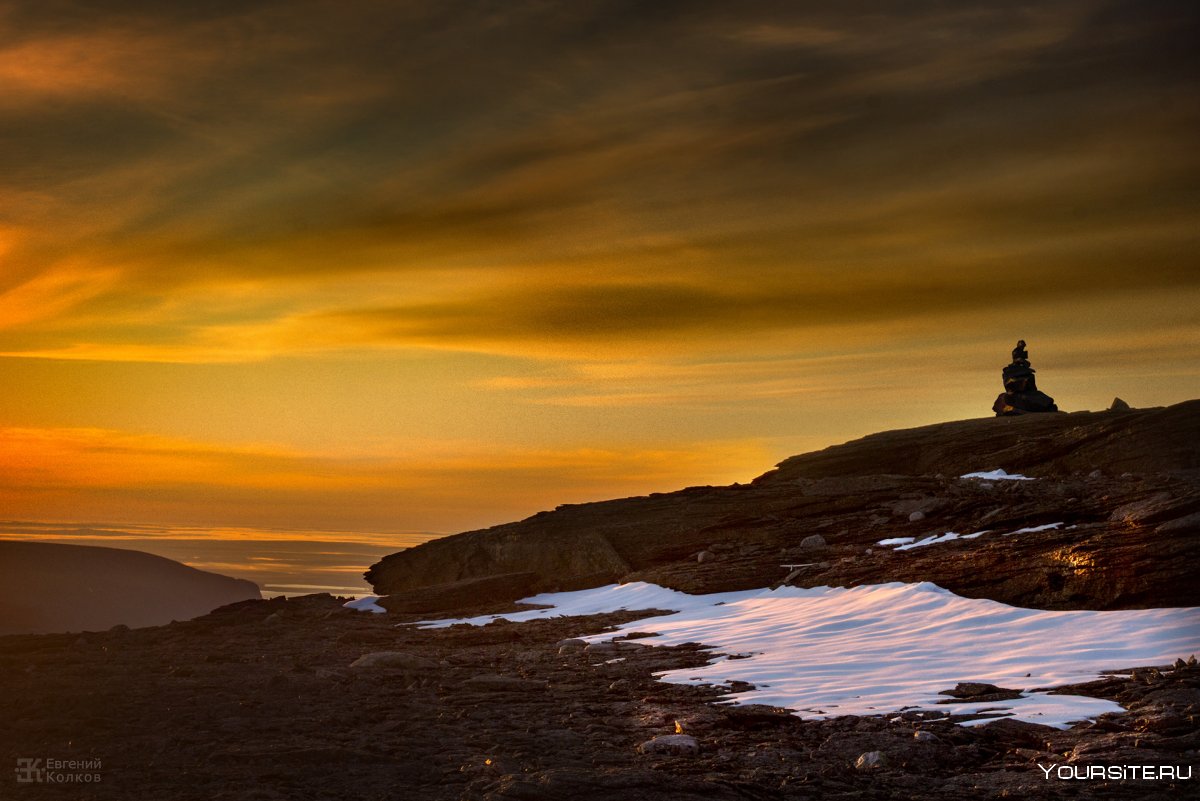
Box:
[0,541,261,634]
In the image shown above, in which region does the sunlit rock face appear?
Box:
[0,541,261,634]
[367,400,1200,611]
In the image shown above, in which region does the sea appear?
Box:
[0,521,442,598]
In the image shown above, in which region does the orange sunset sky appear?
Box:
[1,0,1197,540]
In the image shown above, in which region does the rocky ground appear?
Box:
[2,593,1196,800]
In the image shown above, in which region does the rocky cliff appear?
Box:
[366,400,1200,611]
[0,541,262,634]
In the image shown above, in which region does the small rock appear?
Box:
[696,550,714,564]
[855,750,886,770]
[350,651,437,671]
[938,682,1023,701]
[585,640,644,655]
[1155,512,1200,534]
[908,511,925,522]
[913,730,939,743]
[556,638,586,654]
[263,612,283,626]
[723,704,793,723]
[1088,469,1103,480]
[799,534,826,551]
[638,734,699,756]
[464,674,547,692]
[1110,397,1131,411]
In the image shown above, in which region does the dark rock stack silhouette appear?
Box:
[992,339,1058,416]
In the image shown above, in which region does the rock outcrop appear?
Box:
[378,572,542,614]
[0,541,261,634]
[366,400,1200,610]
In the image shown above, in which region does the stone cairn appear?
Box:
[992,340,1058,416]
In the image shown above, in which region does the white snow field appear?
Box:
[418,581,1200,729]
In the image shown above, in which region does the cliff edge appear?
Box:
[366,400,1200,611]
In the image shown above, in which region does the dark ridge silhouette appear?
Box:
[0,541,261,634]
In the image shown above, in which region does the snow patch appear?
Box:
[415,582,760,629]
[895,531,963,551]
[1003,522,1063,536]
[961,469,1035,481]
[343,595,387,614]
[881,522,1063,551]
[417,581,1200,729]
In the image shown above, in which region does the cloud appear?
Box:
[0,425,774,532]
[0,0,1197,535]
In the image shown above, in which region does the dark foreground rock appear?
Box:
[1,593,1194,800]
[367,401,1200,610]
[377,572,543,614]
[0,541,261,635]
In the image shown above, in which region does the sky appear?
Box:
[1,0,1198,543]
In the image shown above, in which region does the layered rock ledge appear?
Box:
[366,400,1200,611]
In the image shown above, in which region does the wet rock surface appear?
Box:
[369,401,1200,611]
[2,593,1195,800]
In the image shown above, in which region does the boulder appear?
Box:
[349,651,437,671]
[639,734,699,756]
[377,572,541,614]
[799,534,827,551]
[366,529,629,596]
[463,674,546,692]
[939,682,1023,702]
